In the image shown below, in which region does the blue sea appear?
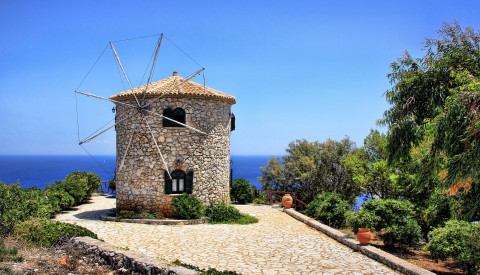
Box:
[0,155,274,190]
[0,155,367,207]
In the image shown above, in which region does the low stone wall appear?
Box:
[100,214,207,225]
[69,236,197,274]
[284,208,435,275]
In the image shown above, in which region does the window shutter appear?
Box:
[231,113,235,131]
[165,170,172,194]
[186,170,194,194]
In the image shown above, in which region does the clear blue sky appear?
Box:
[1,0,479,156]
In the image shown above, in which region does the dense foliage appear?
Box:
[171,193,204,219]
[304,192,350,228]
[348,199,422,247]
[0,183,56,235]
[379,21,480,221]
[14,218,97,246]
[230,178,254,204]
[64,171,101,198]
[0,171,101,236]
[255,22,479,270]
[259,138,360,204]
[424,220,480,274]
[205,203,258,224]
[342,130,402,199]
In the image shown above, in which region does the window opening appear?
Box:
[163,107,185,127]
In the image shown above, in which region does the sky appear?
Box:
[1,0,480,156]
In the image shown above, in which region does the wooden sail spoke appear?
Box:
[75,91,138,110]
[79,113,134,145]
[142,115,171,179]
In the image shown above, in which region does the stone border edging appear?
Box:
[100,214,207,225]
[70,236,198,274]
[283,208,435,275]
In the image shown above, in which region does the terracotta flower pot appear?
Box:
[282,194,293,208]
[357,228,371,245]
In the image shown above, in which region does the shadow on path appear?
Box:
[74,208,115,221]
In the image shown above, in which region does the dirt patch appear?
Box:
[339,229,465,275]
[0,237,115,274]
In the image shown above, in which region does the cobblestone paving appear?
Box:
[55,195,398,274]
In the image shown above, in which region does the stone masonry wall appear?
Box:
[114,96,232,216]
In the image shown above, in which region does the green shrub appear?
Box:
[424,220,480,274]
[64,171,101,197]
[230,178,254,204]
[206,203,242,222]
[383,219,422,248]
[347,210,381,233]
[108,179,116,191]
[46,180,86,205]
[304,192,351,228]
[205,203,258,224]
[171,193,204,219]
[253,197,265,204]
[45,189,75,211]
[0,183,56,235]
[348,199,422,247]
[14,218,97,246]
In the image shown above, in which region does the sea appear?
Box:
[0,155,367,207]
[0,155,274,190]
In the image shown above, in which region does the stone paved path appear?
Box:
[55,195,398,274]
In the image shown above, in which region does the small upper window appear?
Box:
[163,107,185,127]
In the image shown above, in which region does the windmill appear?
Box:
[75,34,236,215]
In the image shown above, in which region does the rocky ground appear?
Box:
[0,237,115,275]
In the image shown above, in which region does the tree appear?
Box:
[259,137,360,204]
[379,21,480,221]
[343,129,402,199]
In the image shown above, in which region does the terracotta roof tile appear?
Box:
[110,72,236,104]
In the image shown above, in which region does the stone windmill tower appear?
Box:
[109,71,236,216]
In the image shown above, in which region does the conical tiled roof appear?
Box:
[110,72,236,104]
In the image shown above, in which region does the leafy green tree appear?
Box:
[230,178,254,204]
[379,21,480,221]
[343,130,402,199]
[260,137,360,204]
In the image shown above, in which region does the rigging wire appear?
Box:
[164,35,204,68]
[81,116,116,142]
[139,41,158,87]
[74,43,109,143]
[112,33,162,43]
[80,144,111,175]
[75,44,109,91]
